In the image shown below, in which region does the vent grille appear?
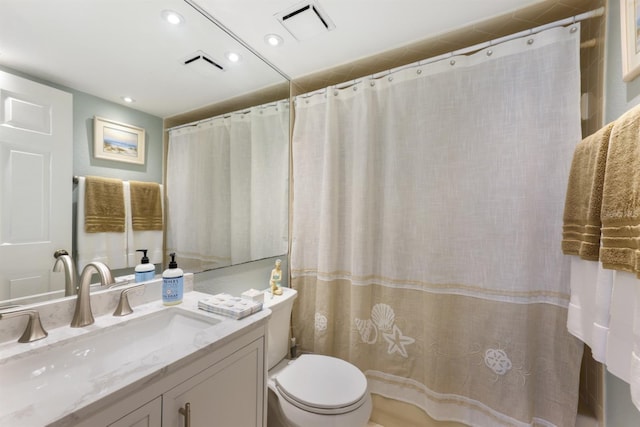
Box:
[276,1,335,41]
[182,50,224,71]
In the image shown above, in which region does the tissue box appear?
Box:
[241,288,264,304]
[198,293,262,320]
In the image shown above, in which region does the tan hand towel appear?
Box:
[129,181,163,231]
[84,176,125,233]
[600,104,640,274]
[562,122,614,260]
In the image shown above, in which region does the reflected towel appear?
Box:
[125,181,164,267]
[76,177,128,271]
[562,122,614,260]
[84,176,125,233]
[129,181,163,231]
[601,105,640,274]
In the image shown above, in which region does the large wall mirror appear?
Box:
[0,0,290,307]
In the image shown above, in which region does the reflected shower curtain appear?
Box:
[291,26,583,426]
[166,101,289,272]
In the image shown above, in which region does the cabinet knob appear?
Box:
[179,402,191,427]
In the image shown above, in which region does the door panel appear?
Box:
[0,70,72,302]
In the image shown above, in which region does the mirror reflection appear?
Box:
[0,0,290,307]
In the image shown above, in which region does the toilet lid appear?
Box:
[275,354,368,415]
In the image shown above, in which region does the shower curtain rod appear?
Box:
[167,100,285,132]
[301,6,605,95]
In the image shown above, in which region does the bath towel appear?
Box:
[129,180,163,231]
[84,176,125,233]
[600,104,640,274]
[562,122,614,260]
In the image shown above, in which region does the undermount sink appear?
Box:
[0,307,222,422]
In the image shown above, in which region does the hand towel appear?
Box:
[129,180,163,231]
[601,104,640,274]
[84,175,126,233]
[562,122,614,260]
[76,177,128,271]
[591,264,614,363]
[631,284,640,412]
[567,258,599,344]
[125,181,164,267]
[605,271,637,383]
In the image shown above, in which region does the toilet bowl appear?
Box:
[263,287,372,427]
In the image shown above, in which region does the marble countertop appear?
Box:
[0,289,271,427]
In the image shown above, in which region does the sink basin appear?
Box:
[0,307,221,423]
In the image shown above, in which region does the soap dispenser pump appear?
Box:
[135,249,155,283]
[162,252,184,306]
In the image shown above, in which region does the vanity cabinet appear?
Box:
[108,398,161,427]
[163,338,264,426]
[75,324,267,427]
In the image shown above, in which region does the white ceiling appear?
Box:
[0,0,546,118]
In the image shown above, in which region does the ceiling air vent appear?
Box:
[182,50,225,77]
[275,0,335,41]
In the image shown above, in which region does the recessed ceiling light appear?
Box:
[264,34,284,47]
[161,10,184,25]
[225,52,241,63]
[121,96,135,103]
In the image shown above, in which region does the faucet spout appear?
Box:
[53,250,78,296]
[71,261,115,327]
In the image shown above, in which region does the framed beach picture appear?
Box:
[621,0,640,81]
[93,116,145,165]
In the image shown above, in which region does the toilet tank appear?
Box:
[263,286,297,370]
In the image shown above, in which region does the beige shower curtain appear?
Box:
[291,26,583,426]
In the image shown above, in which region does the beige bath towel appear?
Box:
[84,176,125,233]
[129,181,163,231]
[600,104,640,274]
[562,122,614,260]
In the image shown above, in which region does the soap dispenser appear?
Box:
[162,252,184,306]
[135,249,155,283]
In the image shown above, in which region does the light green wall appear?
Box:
[604,0,640,425]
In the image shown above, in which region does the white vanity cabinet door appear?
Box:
[162,337,265,427]
[108,397,161,427]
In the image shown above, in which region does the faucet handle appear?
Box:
[0,309,48,343]
[113,284,145,317]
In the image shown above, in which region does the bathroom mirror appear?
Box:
[0,0,289,306]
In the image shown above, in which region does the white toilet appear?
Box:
[263,286,372,427]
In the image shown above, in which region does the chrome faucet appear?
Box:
[52,249,78,296]
[0,309,48,343]
[71,261,115,327]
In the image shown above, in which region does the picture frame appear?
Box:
[620,0,640,82]
[93,116,145,165]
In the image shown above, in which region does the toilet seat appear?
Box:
[274,354,369,415]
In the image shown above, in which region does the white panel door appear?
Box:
[0,70,72,302]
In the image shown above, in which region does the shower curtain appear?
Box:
[291,26,583,426]
[166,100,289,272]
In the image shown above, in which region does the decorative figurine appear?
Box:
[270,259,283,295]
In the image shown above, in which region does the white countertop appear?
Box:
[0,290,271,427]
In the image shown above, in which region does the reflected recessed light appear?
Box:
[122,96,135,103]
[225,52,241,63]
[264,33,284,47]
[161,9,184,25]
